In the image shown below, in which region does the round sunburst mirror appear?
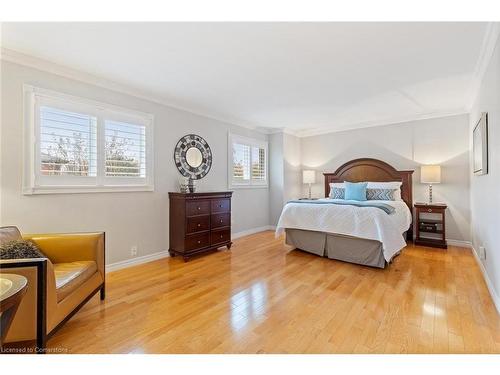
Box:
[174,134,212,180]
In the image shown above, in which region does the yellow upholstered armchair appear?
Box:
[0,226,105,351]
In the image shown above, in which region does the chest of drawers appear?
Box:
[168,191,232,261]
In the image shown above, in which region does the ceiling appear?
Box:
[1,22,493,136]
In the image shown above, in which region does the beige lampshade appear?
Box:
[421,165,441,184]
[303,170,316,184]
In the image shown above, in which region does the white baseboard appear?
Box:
[106,226,275,273]
[106,250,170,273]
[232,225,275,239]
[471,246,500,314]
[446,239,472,248]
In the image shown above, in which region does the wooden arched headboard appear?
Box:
[323,158,414,211]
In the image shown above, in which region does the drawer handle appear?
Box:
[197,207,201,210]
[220,235,223,238]
[197,223,201,227]
[220,219,223,223]
[427,209,432,213]
[219,204,223,208]
[197,240,201,244]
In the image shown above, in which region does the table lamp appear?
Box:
[420,165,441,204]
[303,170,316,199]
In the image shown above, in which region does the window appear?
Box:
[104,120,146,178]
[228,134,268,188]
[40,106,97,177]
[23,86,154,194]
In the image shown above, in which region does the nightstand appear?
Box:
[414,203,447,249]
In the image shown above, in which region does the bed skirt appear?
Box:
[285,228,387,268]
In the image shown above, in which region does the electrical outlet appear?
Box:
[131,246,138,257]
[479,246,486,260]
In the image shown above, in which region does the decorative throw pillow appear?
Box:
[0,239,46,260]
[344,181,368,201]
[330,187,345,199]
[366,182,402,200]
[366,188,396,201]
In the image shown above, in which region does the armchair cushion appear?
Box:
[54,260,97,302]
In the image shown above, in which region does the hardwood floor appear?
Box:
[47,231,500,354]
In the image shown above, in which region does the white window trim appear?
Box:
[23,85,155,195]
[228,133,268,189]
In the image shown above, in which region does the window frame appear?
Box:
[227,133,268,189]
[23,85,154,195]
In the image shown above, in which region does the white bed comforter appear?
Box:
[275,199,412,261]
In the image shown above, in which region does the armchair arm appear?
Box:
[23,232,105,277]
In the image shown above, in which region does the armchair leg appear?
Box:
[100,285,105,300]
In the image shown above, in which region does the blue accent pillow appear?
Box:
[344,182,368,201]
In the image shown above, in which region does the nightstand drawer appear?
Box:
[422,207,444,214]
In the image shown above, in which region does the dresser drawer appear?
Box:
[211,213,230,229]
[186,200,210,216]
[185,232,210,251]
[211,229,230,246]
[211,198,230,213]
[186,215,210,234]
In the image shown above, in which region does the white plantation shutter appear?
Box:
[105,120,146,178]
[251,146,266,181]
[24,86,154,194]
[39,106,97,176]
[229,134,268,188]
[232,143,251,181]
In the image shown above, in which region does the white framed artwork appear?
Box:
[473,112,488,176]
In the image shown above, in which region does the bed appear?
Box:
[276,158,414,268]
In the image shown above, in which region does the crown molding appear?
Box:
[0,47,475,139]
[467,22,500,110]
[257,127,301,137]
[294,109,469,138]
[0,47,264,133]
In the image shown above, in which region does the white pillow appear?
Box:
[366,181,402,200]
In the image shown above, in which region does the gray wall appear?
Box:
[470,34,500,302]
[300,114,471,243]
[283,133,302,203]
[1,61,270,264]
[268,133,285,226]
[268,132,302,226]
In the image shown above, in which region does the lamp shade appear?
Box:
[420,165,441,184]
[302,170,316,184]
